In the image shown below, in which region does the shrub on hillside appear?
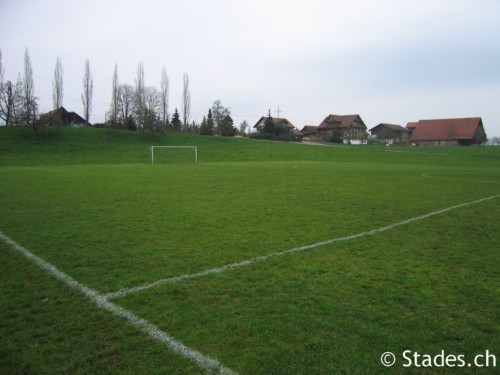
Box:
[250,132,302,142]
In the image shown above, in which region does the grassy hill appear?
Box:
[2,126,500,167]
[1,126,499,374]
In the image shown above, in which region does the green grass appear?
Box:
[1,126,499,374]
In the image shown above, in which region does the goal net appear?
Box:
[150,146,198,164]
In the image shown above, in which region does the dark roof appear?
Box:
[410,117,483,141]
[301,125,318,133]
[254,116,295,129]
[318,114,366,130]
[41,106,91,126]
[369,123,409,133]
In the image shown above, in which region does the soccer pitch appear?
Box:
[1,128,499,374]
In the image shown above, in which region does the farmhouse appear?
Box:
[253,116,296,133]
[317,114,368,144]
[369,123,410,145]
[407,117,487,146]
[39,106,91,127]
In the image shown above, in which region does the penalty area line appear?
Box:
[0,231,237,375]
[105,194,499,300]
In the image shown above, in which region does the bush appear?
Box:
[329,129,344,143]
[250,132,302,142]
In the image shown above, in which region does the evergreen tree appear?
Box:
[200,108,214,135]
[219,114,236,136]
[207,108,214,132]
[199,116,208,134]
[171,108,181,130]
[263,110,275,135]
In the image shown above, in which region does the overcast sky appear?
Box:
[1,0,499,135]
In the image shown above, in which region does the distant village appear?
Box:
[0,49,495,146]
[39,106,488,147]
[253,113,488,147]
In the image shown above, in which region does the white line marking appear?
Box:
[299,140,461,155]
[0,231,237,375]
[105,195,499,300]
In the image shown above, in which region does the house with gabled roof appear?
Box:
[407,117,487,146]
[253,116,295,133]
[317,114,368,144]
[39,106,91,127]
[369,123,410,145]
[300,125,319,139]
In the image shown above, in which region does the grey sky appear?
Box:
[1,0,499,135]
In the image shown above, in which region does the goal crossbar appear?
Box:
[150,146,198,164]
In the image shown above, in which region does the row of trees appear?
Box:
[1,48,252,137]
[0,48,95,137]
[106,63,192,133]
[0,48,38,134]
[0,48,196,135]
[105,63,246,136]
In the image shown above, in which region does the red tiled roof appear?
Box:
[410,117,483,141]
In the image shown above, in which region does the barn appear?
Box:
[407,117,487,146]
[369,123,410,145]
[300,125,319,139]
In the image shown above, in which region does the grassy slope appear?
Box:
[2,125,499,166]
[0,126,499,374]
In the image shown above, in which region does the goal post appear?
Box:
[150,146,198,164]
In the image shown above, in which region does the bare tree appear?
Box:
[239,120,249,136]
[134,62,146,129]
[0,76,23,127]
[0,50,3,78]
[0,49,6,124]
[1,50,23,126]
[81,59,93,123]
[160,67,169,128]
[52,57,63,109]
[181,72,190,129]
[109,63,119,128]
[119,83,135,126]
[144,86,161,132]
[23,48,38,134]
[0,49,4,91]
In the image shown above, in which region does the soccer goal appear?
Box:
[150,146,198,164]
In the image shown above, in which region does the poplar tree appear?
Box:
[52,57,63,109]
[181,72,190,129]
[81,59,93,123]
[23,48,38,135]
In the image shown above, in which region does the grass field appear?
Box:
[1,126,499,374]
